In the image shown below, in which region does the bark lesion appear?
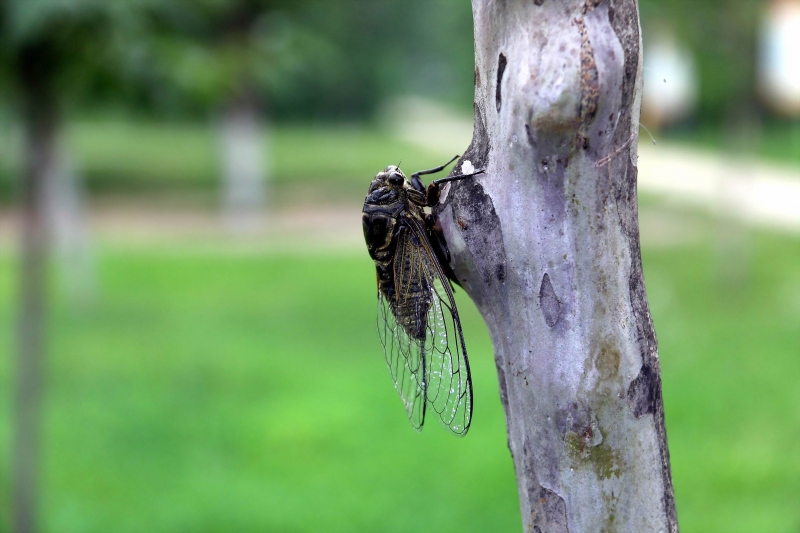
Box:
[461,104,491,172]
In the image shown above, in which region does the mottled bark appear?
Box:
[434,1,678,531]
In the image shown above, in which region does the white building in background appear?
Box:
[759,0,800,117]
[641,30,699,130]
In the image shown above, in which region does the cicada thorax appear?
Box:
[361,186,404,263]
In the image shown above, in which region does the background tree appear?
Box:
[143,0,330,224]
[0,3,150,531]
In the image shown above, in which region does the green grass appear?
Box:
[0,249,518,533]
[0,230,798,532]
[645,234,800,532]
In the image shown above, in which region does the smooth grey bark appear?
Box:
[434,1,678,531]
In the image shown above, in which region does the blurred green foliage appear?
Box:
[0,0,776,124]
[665,120,800,168]
[136,0,477,120]
[0,227,797,532]
[0,0,159,108]
[0,0,475,120]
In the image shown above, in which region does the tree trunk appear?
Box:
[14,59,58,533]
[435,1,678,531]
[219,92,267,230]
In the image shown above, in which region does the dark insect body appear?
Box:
[361,156,483,436]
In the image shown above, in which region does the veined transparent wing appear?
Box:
[377,290,426,430]
[376,217,473,436]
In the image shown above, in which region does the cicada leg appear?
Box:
[425,213,461,288]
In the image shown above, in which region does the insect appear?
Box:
[361,155,484,436]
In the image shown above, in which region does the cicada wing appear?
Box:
[377,289,426,431]
[377,218,472,436]
[422,272,472,436]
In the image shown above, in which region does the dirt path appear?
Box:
[0,205,366,254]
[638,144,800,232]
[0,199,717,256]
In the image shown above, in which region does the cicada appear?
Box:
[362,155,483,436]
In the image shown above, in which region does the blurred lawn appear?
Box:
[66,121,442,192]
[0,120,444,204]
[0,228,798,533]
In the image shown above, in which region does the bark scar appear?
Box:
[523,438,570,533]
[539,273,563,328]
[447,178,507,287]
[627,355,659,417]
[496,53,508,113]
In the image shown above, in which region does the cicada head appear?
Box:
[368,165,407,193]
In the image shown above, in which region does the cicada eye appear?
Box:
[388,173,404,186]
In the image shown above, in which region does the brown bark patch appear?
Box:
[576,17,600,141]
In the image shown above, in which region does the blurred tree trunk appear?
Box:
[13,42,58,533]
[435,1,678,531]
[220,90,267,229]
